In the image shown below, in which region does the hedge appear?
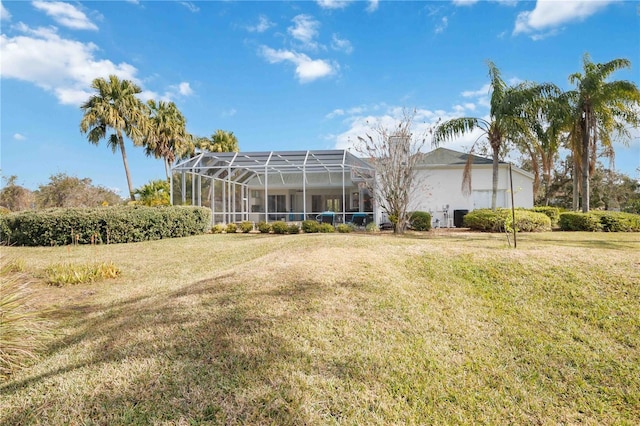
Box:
[532,206,561,226]
[409,211,432,231]
[559,211,640,232]
[463,209,551,233]
[0,206,211,246]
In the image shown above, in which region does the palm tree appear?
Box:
[518,90,572,205]
[566,54,640,212]
[433,61,549,210]
[143,100,191,179]
[195,130,240,153]
[80,75,148,201]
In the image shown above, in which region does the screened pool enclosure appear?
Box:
[171,150,375,225]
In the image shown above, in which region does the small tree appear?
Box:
[355,109,428,235]
[134,179,170,206]
[0,176,34,211]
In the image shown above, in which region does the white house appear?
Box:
[171,148,534,227]
[405,147,534,227]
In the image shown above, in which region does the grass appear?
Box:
[1,231,639,424]
[44,261,121,286]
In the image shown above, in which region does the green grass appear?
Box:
[1,232,639,424]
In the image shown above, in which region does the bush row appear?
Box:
[558,211,640,232]
[0,206,211,246]
[463,209,551,232]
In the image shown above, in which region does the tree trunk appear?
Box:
[572,157,580,211]
[491,147,499,210]
[580,116,590,213]
[118,133,136,201]
[164,158,171,181]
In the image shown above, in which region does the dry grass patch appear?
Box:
[1,232,639,424]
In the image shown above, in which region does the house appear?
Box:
[171,147,534,227]
[406,147,534,227]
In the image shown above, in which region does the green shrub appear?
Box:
[239,221,254,233]
[211,224,225,234]
[225,223,238,233]
[532,206,561,226]
[409,211,431,231]
[1,268,51,378]
[336,223,353,233]
[318,223,335,233]
[558,212,602,231]
[464,209,550,232]
[44,261,121,286]
[559,211,640,232]
[463,209,504,232]
[271,221,288,235]
[365,222,379,232]
[301,220,319,233]
[257,221,271,234]
[0,206,211,246]
[287,224,301,234]
[505,210,551,232]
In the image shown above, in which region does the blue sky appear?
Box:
[1,0,638,194]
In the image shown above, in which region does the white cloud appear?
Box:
[177,81,193,96]
[13,133,26,141]
[179,2,200,13]
[326,108,345,119]
[331,34,353,54]
[452,0,479,5]
[514,0,615,38]
[0,24,138,105]
[288,14,321,50]
[32,1,98,31]
[435,16,448,34]
[222,108,237,117]
[247,15,275,33]
[1,1,11,21]
[316,0,351,10]
[260,46,336,83]
[366,0,379,12]
[461,83,491,98]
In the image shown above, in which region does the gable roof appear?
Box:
[418,147,501,166]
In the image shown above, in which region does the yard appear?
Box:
[1,231,639,425]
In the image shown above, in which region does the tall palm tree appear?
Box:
[566,54,640,212]
[518,90,572,205]
[195,130,240,153]
[433,61,549,210]
[143,100,191,179]
[80,75,148,201]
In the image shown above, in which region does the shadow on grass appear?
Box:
[0,273,337,424]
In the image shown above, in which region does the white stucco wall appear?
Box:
[402,164,534,226]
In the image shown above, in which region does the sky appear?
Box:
[1,0,639,195]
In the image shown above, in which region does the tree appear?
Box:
[355,109,428,235]
[0,176,34,211]
[518,90,572,205]
[143,100,191,179]
[566,54,640,212]
[80,75,149,201]
[433,61,551,210]
[195,130,239,153]
[135,179,170,206]
[34,173,122,208]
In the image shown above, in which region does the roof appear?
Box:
[418,147,500,166]
[172,149,375,184]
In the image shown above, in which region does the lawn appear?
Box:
[1,231,639,425]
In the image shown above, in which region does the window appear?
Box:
[268,195,286,213]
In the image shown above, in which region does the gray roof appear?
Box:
[172,149,375,185]
[418,147,500,166]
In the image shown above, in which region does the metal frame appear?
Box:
[171,150,375,225]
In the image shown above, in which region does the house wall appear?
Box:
[400,164,533,226]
